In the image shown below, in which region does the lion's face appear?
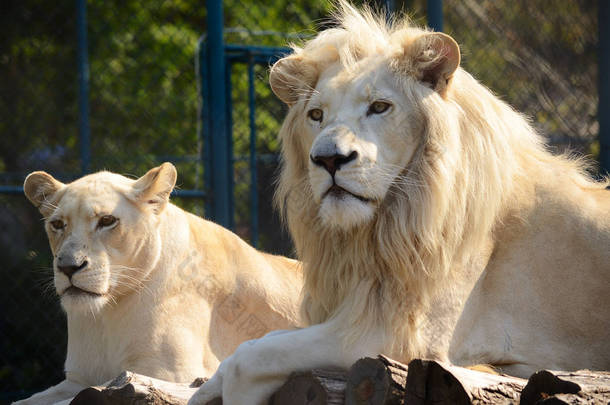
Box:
[24,163,176,314]
[270,30,460,230]
[303,61,422,228]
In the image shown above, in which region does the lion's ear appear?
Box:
[270,55,318,106]
[131,162,177,213]
[24,171,65,215]
[409,32,460,96]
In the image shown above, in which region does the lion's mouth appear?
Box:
[323,184,371,203]
[61,286,104,298]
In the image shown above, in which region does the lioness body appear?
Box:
[18,164,302,404]
[61,205,300,383]
[190,3,609,404]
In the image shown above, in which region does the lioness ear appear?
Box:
[131,162,177,213]
[24,171,65,215]
[410,32,460,96]
[270,55,318,106]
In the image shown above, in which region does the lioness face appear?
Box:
[24,164,176,314]
[45,178,155,313]
[303,60,421,229]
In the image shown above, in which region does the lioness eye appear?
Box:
[307,108,323,122]
[50,220,65,230]
[98,215,117,228]
[367,101,391,116]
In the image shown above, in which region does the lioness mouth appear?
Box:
[324,184,371,202]
[62,286,104,297]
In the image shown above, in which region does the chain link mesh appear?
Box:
[445,0,598,155]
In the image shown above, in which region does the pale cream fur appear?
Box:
[17,163,302,405]
[189,3,610,404]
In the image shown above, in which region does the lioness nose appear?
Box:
[57,259,88,279]
[310,151,358,176]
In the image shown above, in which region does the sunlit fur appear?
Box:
[20,164,302,405]
[186,5,609,403]
[274,2,609,361]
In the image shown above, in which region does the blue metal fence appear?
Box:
[599,0,610,174]
[199,39,289,246]
[427,0,443,32]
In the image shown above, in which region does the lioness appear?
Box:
[17,162,302,405]
[189,3,609,404]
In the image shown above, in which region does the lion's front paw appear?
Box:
[189,341,286,405]
[188,373,223,405]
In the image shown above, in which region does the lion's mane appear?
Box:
[274,2,607,359]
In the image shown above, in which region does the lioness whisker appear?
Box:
[108,270,154,297]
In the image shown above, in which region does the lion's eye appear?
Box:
[98,215,118,228]
[50,219,65,230]
[307,108,323,122]
[367,101,391,116]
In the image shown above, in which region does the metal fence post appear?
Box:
[600,0,610,175]
[77,0,91,174]
[247,54,259,247]
[427,0,443,32]
[224,58,235,230]
[197,37,212,216]
[380,0,395,16]
[206,0,232,227]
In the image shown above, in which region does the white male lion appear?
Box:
[189,3,610,404]
[18,162,302,405]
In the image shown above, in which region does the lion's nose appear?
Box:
[310,151,358,176]
[57,258,88,279]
